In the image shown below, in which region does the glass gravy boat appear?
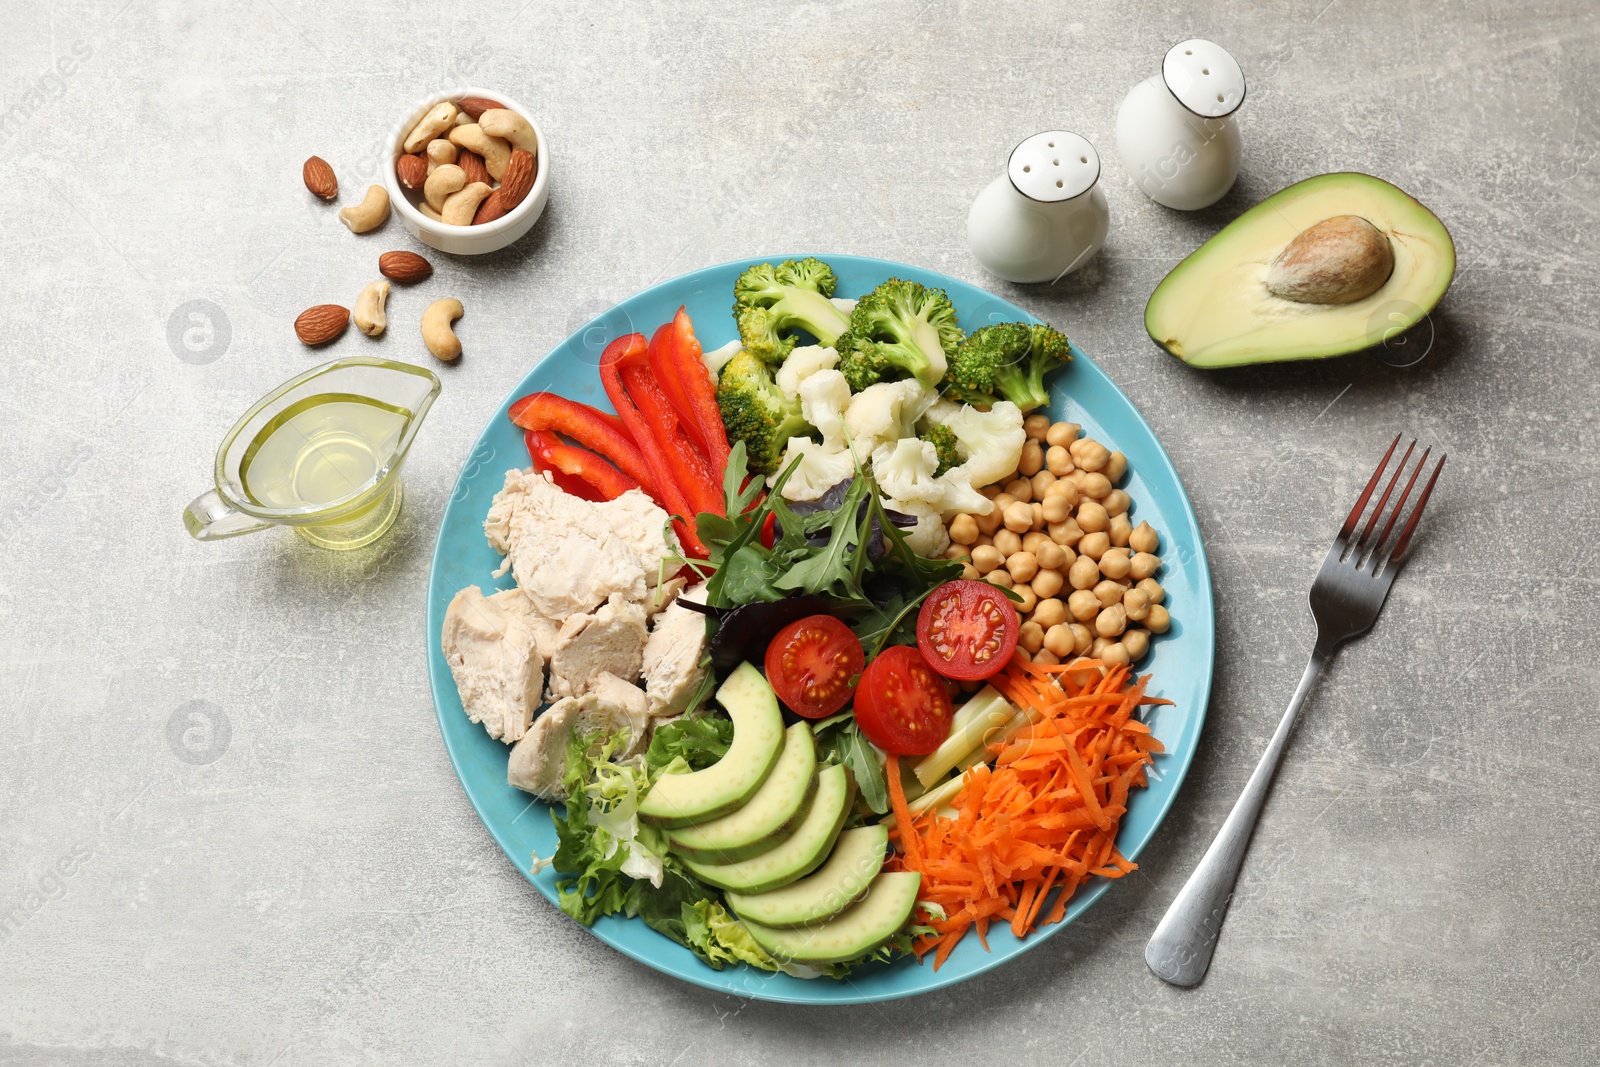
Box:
[185,357,440,550]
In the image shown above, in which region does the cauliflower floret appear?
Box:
[941,400,1025,488]
[702,339,741,378]
[930,472,995,519]
[774,437,856,501]
[775,345,839,397]
[885,498,952,558]
[844,379,936,458]
[871,438,942,505]
[798,368,851,449]
[829,296,858,314]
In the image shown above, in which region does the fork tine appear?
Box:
[1341,433,1402,538]
[1374,446,1431,555]
[1358,439,1416,548]
[1389,453,1446,563]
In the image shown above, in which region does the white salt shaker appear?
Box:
[1115,40,1246,211]
[967,131,1110,284]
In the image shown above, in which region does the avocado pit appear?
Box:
[1264,214,1395,305]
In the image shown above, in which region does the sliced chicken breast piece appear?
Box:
[640,583,710,717]
[594,489,682,589]
[547,593,649,699]
[441,586,544,743]
[506,672,652,800]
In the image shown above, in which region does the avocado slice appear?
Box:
[638,663,785,828]
[1145,172,1455,368]
[680,764,853,893]
[740,870,922,965]
[666,722,819,863]
[725,825,889,928]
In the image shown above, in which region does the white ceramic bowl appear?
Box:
[384,86,550,256]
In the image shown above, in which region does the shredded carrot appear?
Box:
[891,654,1174,968]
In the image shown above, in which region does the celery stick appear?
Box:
[913,686,1014,788]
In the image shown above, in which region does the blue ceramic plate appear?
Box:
[426,255,1214,1004]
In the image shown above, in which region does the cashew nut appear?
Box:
[424,164,466,212]
[337,185,390,233]
[422,298,464,361]
[477,109,538,156]
[353,279,390,337]
[403,101,459,155]
[452,109,473,127]
[447,124,511,181]
[426,138,457,175]
[441,181,493,226]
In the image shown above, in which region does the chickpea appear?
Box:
[1072,439,1110,472]
[1093,579,1127,608]
[1069,623,1094,655]
[1076,500,1109,533]
[960,562,980,581]
[1122,628,1150,661]
[1043,623,1075,658]
[1018,439,1044,476]
[1014,648,1033,664]
[1146,603,1171,634]
[1078,472,1113,499]
[1061,469,1087,492]
[1049,519,1084,547]
[974,533,994,548]
[994,528,1023,557]
[1100,642,1131,668]
[1102,490,1131,517]
[1031,568,1064,600]
[1024,412,1051,441]
[980,484,1003,499]
[948,513,979,545]
[1022,531,1049,555]
[943,544,969,561]
[971,545,1003,573]
[1031,470,1056,498]
[1032,648,1060,666]
[1129,552,1160,581]
[1046,421,1080,448]
[1035,541,1068,570]
[1001,501,1033,533]
[1044,478,1080,505]
[1108,514,1132,549]
[1068,555,1100,590]
[1091,636,1113,657]
[1123,587,1151,622]
[1045,445,1074,476]
[1129,521,1160,555]
[975,507,1004,536]
[987,569,1014,590]
[1041,494,1072,524]
[1007,551,1039,583]
[1033,598,1067,629]
[1004,479,1033,502]
[1012,585,1038,614]
[992,492,1016,511]
[1078,531,1110,560]
[1103,451,1128,483]
[1018,620,1045,654]
[1067,589,1101,622]
[1031,502,1046,530]
[1099,547,1131,580]
[1137,577,1165,605]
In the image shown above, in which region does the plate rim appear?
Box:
[425,252,1215,1003]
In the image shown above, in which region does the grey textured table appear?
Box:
[3,1,1597,1064]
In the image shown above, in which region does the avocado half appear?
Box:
[1145,173,1456,368]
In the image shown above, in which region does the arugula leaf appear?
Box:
[815,717,890,816]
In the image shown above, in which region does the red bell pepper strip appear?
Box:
[524,430,639,501]
[525,430,604,501]
[508,392,657,496]
[646,307,730,484]
[600,334,710,557]
[618,362,723,520]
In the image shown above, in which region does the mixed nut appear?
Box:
[943,414,1170,668]
[394,96,539,226]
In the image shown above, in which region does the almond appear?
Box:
[498,148,537,211]
[302,156,338,200]
[457,149,491,188]
[294,304,350,346]
[378,250,434,283]
[472,189,507,225]
[457,96,507,120]
[395,152,428,191]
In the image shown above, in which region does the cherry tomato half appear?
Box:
[915,579,1021,681]
[853,645,954,756]
[764,614,864,719]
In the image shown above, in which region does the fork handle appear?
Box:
[1145,649,1329,987]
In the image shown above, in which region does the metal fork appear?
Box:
[1145,434,1446,987]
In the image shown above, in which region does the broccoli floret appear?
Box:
[835,278,965,391]
[921,424,962,477]
[716,349,814,474]
[940,322,1072,413]
[732,258,852,364]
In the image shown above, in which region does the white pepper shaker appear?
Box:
[1115,40,1246,210]
[967,131,1110,284]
